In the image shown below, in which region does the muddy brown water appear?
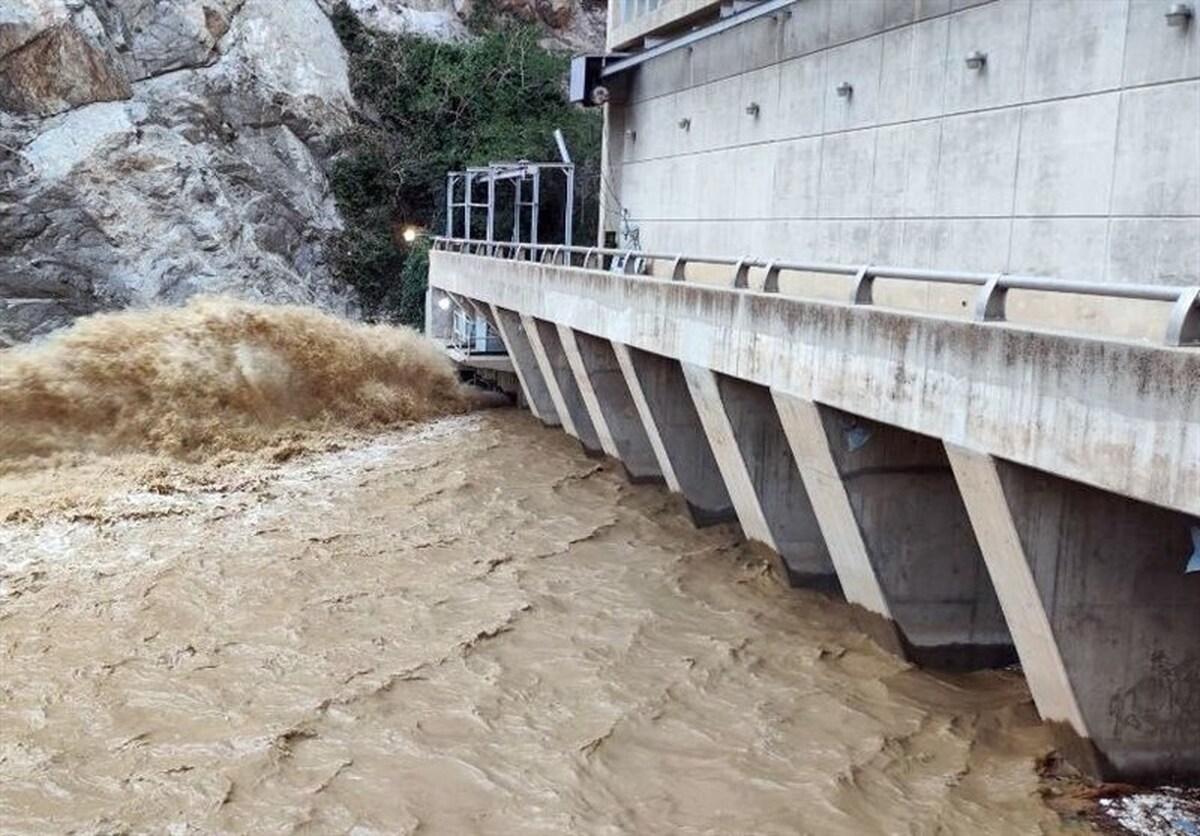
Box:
[0,409,1096,834]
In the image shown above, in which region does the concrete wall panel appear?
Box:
[823,35,885,132]
[1106,218,1200,285]
[878,15,949,123]
[1111,81,1200,217]
[935,108,1021,217]
[1024,0,1128,101]
[1014,93,1120,217]
[818,130,876,218]
[780,0,832,61]
[1123,0,1200,86]
[943,0,1030,113]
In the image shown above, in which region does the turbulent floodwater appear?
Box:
[0,408,1096,834]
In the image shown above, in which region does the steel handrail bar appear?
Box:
[431,237,1199,346]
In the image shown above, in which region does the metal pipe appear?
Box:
[485,167,496,244]
[564,166,575,248]
[513,178,522,244]
[531,168,541,248]
[463,173,473,240]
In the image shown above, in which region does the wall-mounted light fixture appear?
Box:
[965,50,987,70]
[625,128,637,141]
[1166,2,1193,26]
[836,81,853,98]
[745,102,760,117]
[678,117,692,130]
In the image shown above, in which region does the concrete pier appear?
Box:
[567,330,663,483]
[692,370,837,589]
[779,400,1012,667]
[557,324,621,459]
[949,447,1200,782]
[523,316,604,456]
[489,306,560,426]
[682,363,777,546]
[614,346,735,526]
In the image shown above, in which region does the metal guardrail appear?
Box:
[431,237,1200,348]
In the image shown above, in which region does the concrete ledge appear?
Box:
[431,251,1200,517]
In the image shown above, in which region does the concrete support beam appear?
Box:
[489,306,560,425]
[775,395,1013,668]
[612,343,681,493]
[616,347,736,526]
[566,331,664,482]
[772,393,895,624]
[682,363,774,543]
[948,446,1200,782]
[557,325,621,459]
[522,315,604,456]
[682,363,836,587]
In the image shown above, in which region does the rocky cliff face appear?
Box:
[0,0,603,345]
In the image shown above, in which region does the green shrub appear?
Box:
[329,3,602,327]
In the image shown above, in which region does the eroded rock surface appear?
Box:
[0,0,359,344]
[0,0,604,345]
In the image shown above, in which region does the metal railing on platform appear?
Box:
[430,237,1200,348]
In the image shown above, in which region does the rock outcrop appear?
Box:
[0,0,359,344]
[0,0,604,345]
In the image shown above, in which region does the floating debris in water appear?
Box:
[1100,789,1200,835]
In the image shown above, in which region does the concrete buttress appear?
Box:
[948,445,1200,782]
[774,394,1013,668]
[682,363,837,588]
[522,315,604,456]
[557,325,621,459]
[488,306,560,426]
[564,330,664,482]
[615,346,736,526]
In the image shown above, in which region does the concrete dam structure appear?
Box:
[427,0,1200,785]
[428,242,1199,784]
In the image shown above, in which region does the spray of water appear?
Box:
[0,297,475,464]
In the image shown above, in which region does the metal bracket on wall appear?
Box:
[974,274,1009,322]
[1165,286,1200,347]
[850,265,874,305]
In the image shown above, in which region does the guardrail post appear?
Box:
[671,255,687,281]
[974,274,1008,322]
[622,250,639,275]
[763,261,781,293]
[850,265,874,305]
[732,257,752,289]
[1165,287,1200,347]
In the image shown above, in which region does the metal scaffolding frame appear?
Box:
[444,160,575,248]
